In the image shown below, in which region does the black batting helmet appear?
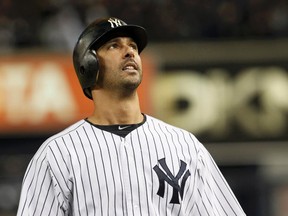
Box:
[73,17,148,99]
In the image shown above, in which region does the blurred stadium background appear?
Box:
[1,0,288,215]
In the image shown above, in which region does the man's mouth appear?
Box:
[122,61,138,71]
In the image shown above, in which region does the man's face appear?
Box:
[96,36,143,92]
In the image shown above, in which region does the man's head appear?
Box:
[73,17,148,99]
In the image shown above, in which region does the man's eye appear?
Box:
[130,43,138,50]
[108,43,118,49]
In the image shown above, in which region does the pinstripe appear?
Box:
[92,128,111,215]
[211,199,221,216]
[200,147,237,215]
[17,116,245,216]
[66,134,82,215]
[187,133,203,214]
[39,178,53,215]
[214,192,229,216]
[31,165,49,216]
[101,130,118,215]
[27,156,46,208]
[172,126,189,204]
[146,118,162,212]
[208,153,244,211]
[18,195,27,216]
[145,117,159,204]
[78,129,97,215]
[172,128,191,216]
[136,130,151,215]
[47,196,55,216]
[182,132,198,214]
[118,137,129,215]
[158,124,175,171]
[162,125,180,215]
[86,125,104,215]
[23,140,50,186]
[23,146,47,212]
[123,145,135,215]
[197,188,211,216]
[72,132,89,215]
[202,186,214,212]
[111,134,126,215]
[162,124,181,215]
[59,148,74,215]
[150,120,170,215]
[211,176,233,215]
[185,170,199,213]
[165,126,185,216]
[136,128,151,216]
[55,198,60,216]
[129,134,142,216]
[54,138,72,206]
[157,122,170,215]
[22,157,34,185]
[196,159,225,216]
[99,130,114,214]
[195,203,201,215]
[55,140,70,176]
[48,146,71,198]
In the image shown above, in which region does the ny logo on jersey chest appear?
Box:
[153,158,191,204]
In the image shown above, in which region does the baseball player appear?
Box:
[17,17,246,215]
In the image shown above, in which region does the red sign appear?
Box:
[0,53,155,134]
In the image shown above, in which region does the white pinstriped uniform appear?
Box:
[17,115,246,216]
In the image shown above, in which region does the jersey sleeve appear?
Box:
[191,142,246,216]
[16,143,71,216]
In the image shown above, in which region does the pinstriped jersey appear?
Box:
[17,115,246,216]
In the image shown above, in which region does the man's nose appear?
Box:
[124,46,135,58]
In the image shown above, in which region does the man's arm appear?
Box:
[17,144,70,216]
[191,143,246,216]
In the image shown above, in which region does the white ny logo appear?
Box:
[108,18,123,28]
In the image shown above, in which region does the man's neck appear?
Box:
[87,91,143,125]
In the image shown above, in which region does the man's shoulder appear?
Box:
[145,115,202,149]
[145,115,193,135]
[38,119,88,151]
[48,119,87,140]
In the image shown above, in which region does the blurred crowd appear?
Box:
[1,0,288,51]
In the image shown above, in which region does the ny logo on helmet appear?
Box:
[108,18,123,28]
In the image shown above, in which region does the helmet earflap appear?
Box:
[79,49,99,99]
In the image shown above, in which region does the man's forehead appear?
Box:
[104,36,136,44]
[96,37,137,52]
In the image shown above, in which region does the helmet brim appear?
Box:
[89,25,148,54]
